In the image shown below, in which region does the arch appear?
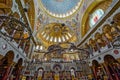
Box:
[52,63,62,79]
[17,58,23,67]
[0,50,14,65]
[12,58,23,72]
[4,50,14,64]
[11,58,23,80]
[37,67,44,78]
[89,9,104,28]
[81,0,112,37]
[5,50,14,56]
[70,67,76,76]
[53,64,62,72]
[92,60,105,79]
[113,13,120,25]
[38,67,44,71]
[0,50,14,80]
[104,55,120,79]
[92,60,100,67]
[104,55,116,64]
[70,67,76,71]
[81,0,105,37]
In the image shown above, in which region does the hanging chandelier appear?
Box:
[35,42,90,61]
[0,15,32,40]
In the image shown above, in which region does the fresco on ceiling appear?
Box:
[38,13,49,24]
[36,7,80,42]
[36,0,95,39]
[37,8,80,27]
[37,8,49,24]
[65,13,80,28]
[41,0,80,14]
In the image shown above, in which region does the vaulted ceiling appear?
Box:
[34,0,84,47]
[0,0,113,60]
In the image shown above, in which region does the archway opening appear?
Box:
[37,67,44,79]
[92,60,104,79]
[0,50,14,79]
[104,55,120,79]
[11,58,23,80]
[70,67,75,77]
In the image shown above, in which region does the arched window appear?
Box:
[89,9,104,27]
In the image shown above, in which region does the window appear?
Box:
[89,9,104,27]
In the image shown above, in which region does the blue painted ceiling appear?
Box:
[41,0,80,14]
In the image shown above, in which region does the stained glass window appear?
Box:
[89,9,104,27]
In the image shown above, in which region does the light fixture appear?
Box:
[36,45,39,50]
[39,42,91,61]
[0,15,32,40]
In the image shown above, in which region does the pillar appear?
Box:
[109,64,119,80]
[91,66,97,79]
[2,64,12,80]
[103,63,113,80]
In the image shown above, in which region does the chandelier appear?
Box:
[0,15,32,40]
[36,42,90,61]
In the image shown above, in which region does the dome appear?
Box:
[37,23,75,44]
[40,0,82,18]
